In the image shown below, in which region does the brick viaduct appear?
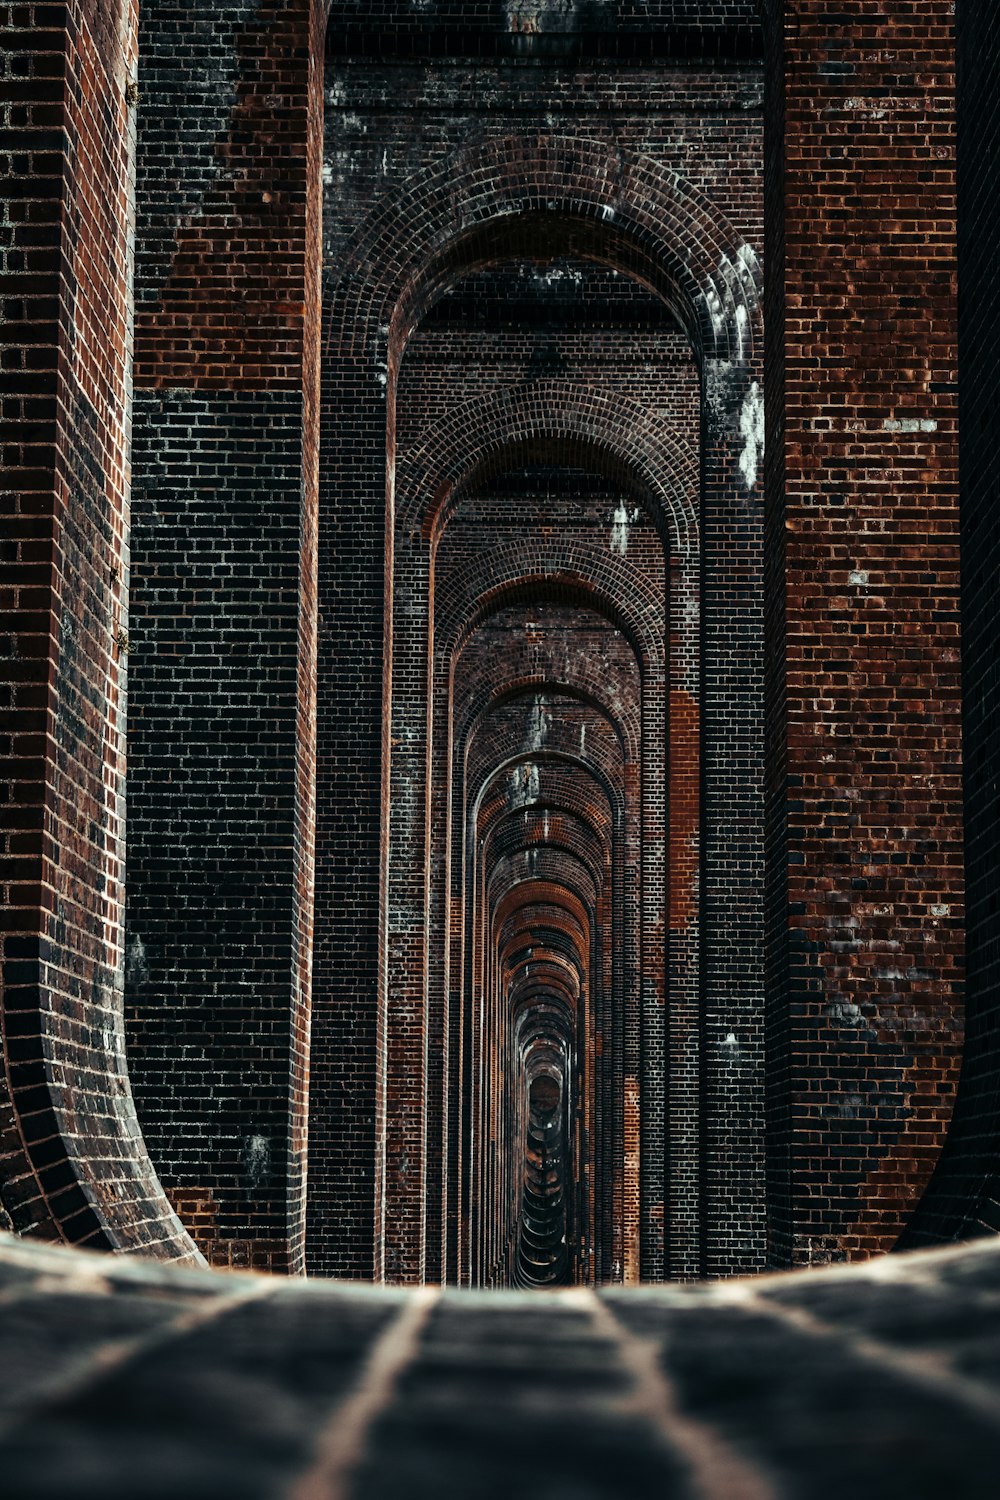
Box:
[2,0,1000,1303]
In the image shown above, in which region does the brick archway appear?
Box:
[384,373,692,1283]
[397,381,699,553]
[328,133,762,362]
[312,119,766,1280]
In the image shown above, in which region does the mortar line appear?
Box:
[733,1282,1000,1430]
[580,1290,777,1500]
[287,1285,440,1500]
[0,1274,276,1442]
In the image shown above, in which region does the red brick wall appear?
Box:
[0,0,194,1257]
[763,0,965,1265]
[132,0,320,393]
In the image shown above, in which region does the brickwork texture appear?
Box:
[0,0,996,1301]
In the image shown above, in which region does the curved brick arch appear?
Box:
[328,133,762,363]
[506,937,586,983]
[477,769,620,854]
[470,743,634,1281]
[499,894,595,973]
[470,757,627,894]
[480,805,614,1039]
[515,1005,578,1045]
[486,830,612,925]
[509,973,582,1024]
[489,869,594,1288]
[459,680,636,765]
[500,933,593,1048]
[509,977,584,1022]
[485,815,609,904]
[512,991,579,1036]
[467,699,631,802]
[386,566,676,1283]
[399,381,699,556]
[472,752,624,848]
[434,572,670,1282]
[509,945,583,987]
[501,909,591,972]
[486,847,602,922]
[383,542,658,1280]
[486,864,600,952]
[504,922,589,966]
[492,879,593,959]
[471,757,624,919]
[484,861,610,1282]
[487,841,601,886]
[362,383,673,1278]
[487,808,609,872]
[499,910,591,987]
[440,563,667,669]
[511,989,580,1037]
[503,917,591,973]
[486,866,601,965]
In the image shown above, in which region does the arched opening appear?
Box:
[314,66,765,1281]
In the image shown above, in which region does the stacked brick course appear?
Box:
[0,0,193,1256]
[763,0,965,1264]
[124,0,324,1272]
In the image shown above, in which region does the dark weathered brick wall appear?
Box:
[760,0,792,1269]
[0,0,194,1257]
[126,389,305,1272]
[763,0,965,1266]
[125,0,324,1272]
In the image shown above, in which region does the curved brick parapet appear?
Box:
[2,1233,1000,1492]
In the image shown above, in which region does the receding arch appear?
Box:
[444,570,664,678]
[315,106,764,1284]
[327,133,762,365]
[397,380,699,556]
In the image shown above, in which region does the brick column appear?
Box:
[763,0,965,1265]
[902,0,1000,1245]
[125,0,323,1273]
[0,0,194,1257]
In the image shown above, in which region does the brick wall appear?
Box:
[124,0,324,1272]
[900,0,1000,1247]
[2,0,984,1288]
[0,0,194,1257]
[313,17,767,1282]
[762,0,965,1265]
